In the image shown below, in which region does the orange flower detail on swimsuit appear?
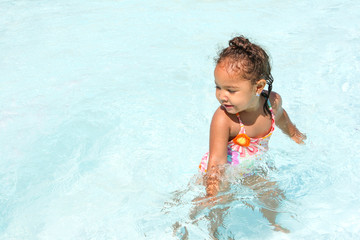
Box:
[233,133,251,147]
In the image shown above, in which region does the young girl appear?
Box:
[196,35,306,232]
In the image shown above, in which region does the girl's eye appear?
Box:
[228,89,236,93]
[215,86,221,90]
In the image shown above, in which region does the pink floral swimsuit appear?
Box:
[199,100,275,175]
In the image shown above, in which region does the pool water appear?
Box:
[1,0,360,239]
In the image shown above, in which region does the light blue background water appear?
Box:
[1,0,360,239]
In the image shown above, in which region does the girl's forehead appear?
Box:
[214,64,248,84]
[216,57,256,81]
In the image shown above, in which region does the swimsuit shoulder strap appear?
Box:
[235,113,242,124]
[235,113,245,130]
[267,98,276,127]
[267,98,273,112]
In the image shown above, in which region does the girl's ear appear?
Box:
[255,79,267,94]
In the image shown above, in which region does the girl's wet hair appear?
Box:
[216,36,274,116]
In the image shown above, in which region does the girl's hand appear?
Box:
[291,131,307,144]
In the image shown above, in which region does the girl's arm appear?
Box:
[205,108,230,197]
[272,93,306,144]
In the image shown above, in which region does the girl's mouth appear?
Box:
[223,104,234,109]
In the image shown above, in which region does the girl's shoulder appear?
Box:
[212,106,233,122]
[268,91,283,116]
[210,106,238,141]
[211,106,236,129]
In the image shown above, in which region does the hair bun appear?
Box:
[229,36,252,53]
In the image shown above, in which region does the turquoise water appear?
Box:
[1,0,360,239]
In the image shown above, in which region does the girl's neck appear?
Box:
[243,96,264,114]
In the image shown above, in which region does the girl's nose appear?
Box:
[218,90,228,102]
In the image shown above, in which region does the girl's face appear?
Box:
[214,63,261,114]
